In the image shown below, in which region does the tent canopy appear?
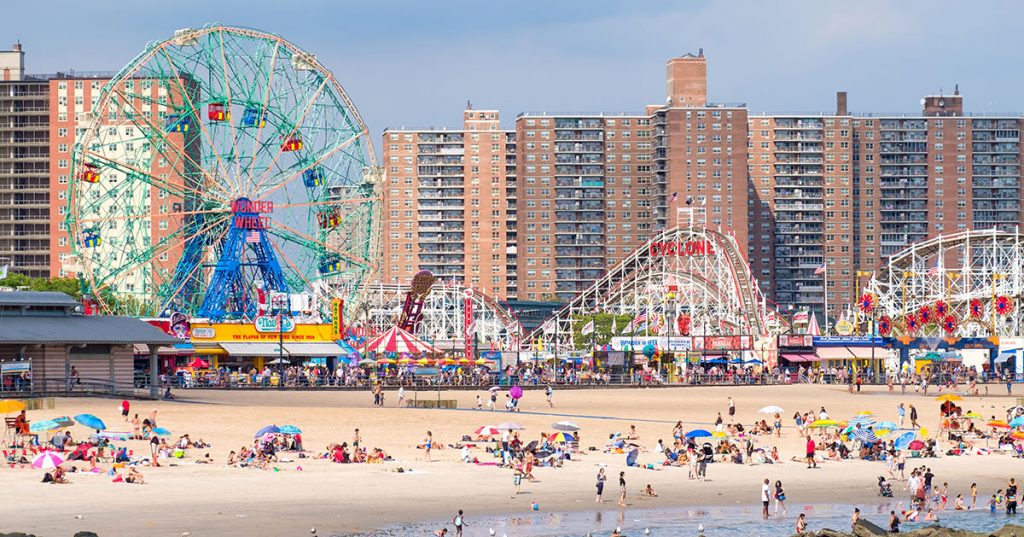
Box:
[364,326,441,354]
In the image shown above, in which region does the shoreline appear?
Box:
[3,385,1022,536]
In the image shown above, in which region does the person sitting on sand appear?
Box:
[643,483,658,497]
[923,508,938,522]
[51,465,68,484]
[227,450,238,466]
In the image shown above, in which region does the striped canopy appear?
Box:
[364,326,441,355]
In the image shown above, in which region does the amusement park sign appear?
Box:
[648,239,716,257]
[254,315,295,333]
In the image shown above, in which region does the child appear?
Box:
[989,494,999,513]
[475,395,483,410]
[643,483,658,497]
[954,494,966,510]
[939,482,949,510]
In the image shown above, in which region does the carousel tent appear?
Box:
[364,326,442,354]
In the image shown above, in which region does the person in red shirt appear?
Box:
[120,400,130,421]
[805,436,817,468]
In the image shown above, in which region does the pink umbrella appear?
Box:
[474,425,501,436]
[32,450,65,470]
[509,385,523,399]
[364,326,441,354]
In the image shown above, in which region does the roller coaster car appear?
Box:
[241,106,266,127]
[78,163,100,183]
[82,228,102,248]
[164,114,192,133]
[318,257,342,275]
[317,210,341,229]
[303,167,324,188]
[208,102,230,121]
[281,134,303,152]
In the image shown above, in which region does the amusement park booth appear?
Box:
[189,320,351,371]
[883,336,999,377]
[0,291,178,395]
[812,336,889,379]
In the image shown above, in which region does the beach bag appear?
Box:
[42,472,53,483]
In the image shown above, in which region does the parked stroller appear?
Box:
[878,476,893,497]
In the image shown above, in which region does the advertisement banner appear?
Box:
[331,298,343,339]
[610,336,691,352]
[692,335,753,351]
[464,291,473,359]
[778,334,813,348]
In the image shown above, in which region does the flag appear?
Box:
[627,313,647,332]
[926,259,940,276]
[611,316,618,334]
[814,263,826,275]
[620,322,633,335]
[0,265,7,280]
[580,320,595,336]
[670,192,678,204]
[245,230,260,244]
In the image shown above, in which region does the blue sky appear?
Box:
[5,0,1024,140]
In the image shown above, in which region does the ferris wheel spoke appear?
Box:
[89,214,231,296]
[274,197,380,211]
[217,29,245,189]
[265,234,317,298]
[255,129,366,200]
[75,206,228,225]
[244,39,281,186]
[157,45,236,196]
[106,87,235,203]
[248,76,330,196]
[268,221,371,270]
[80,148,228,205]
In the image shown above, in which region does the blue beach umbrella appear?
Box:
[29,419,59,433]
[894,431,916,450]
[73,414,106,431]
[279,425,302,435]
[685,429,712,438]
[852,428,879,443]
[152,427,172,437]
[876,421,898,431]
[254,425,281,438]
[1010,416,1024,428]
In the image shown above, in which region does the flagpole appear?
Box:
[823,264,829,336]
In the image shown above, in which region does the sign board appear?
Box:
[692,335,752,351]
[814,335,883,346]
[331,298,343,339]
[835,320,855,336]
[610,336,692,352]
[254,315,296,333]
[1,362,30,374]
[192,327,216,339]
[648,240,716,258]
[778,334,813,347]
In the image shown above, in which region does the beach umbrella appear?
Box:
[152,427,172,437]
[279,425,302,435]
[854,411,874,416]
[908,439,926,450]
[852,428,879,443]
[808,419,841,429]
[935,394,962,402]
[188,358,209,369]
[1011,416,1024,428]
[509,386,523,399]
[29,419,60,433]
[758,405,784,414]
[549,432,575,443]
[848,415,876,428]
[254,425,281,438]
[988,420,1011,429]
[876,421,898,430]
[496,422,524,431]
[457,357,470,365]
[712,431,728,438]
[358,358,376,367]
[1012,432,1024,441]
[964,411,984,420]
[0,400,26,414]
[364,326,442,354]
[474,425,501,436]
[398,357,412,365]
[31,450,65,470]
[685,429,712,438]
[52,416,74,428]
[474,358,490,365]
[875,429,893,438]
[551,421,580,432]
[488,386,501,392]
[894,432,916,450]
[98,431,131,441]
[417,358,431,366]
[73,414,106,431]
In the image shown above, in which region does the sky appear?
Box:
[5,0,1024,145]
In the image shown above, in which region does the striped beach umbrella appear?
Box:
[31,451,65,470]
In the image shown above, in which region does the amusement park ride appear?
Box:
[66,26,380,324]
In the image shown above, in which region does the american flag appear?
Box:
[814,263,826,275]
[245,230,260,244]
[627,313,647,332]
[926,259,941,276]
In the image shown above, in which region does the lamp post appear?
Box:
[277,294,291,391]
[993,273,1006,336]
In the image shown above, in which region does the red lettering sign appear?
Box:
[231,199,274,214]
[648,240,715,257]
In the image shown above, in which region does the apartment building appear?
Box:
[380,108,515,299]
[0,44,49,277]
[514,113,654,301]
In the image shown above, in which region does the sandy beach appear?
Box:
[3,384,1024,536]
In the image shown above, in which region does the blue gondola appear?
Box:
[318,256,342,275]
[164,114,192,133]
[241,106,266,127]
[303,167,324,188]
[83,228,102,248]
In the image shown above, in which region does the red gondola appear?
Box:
[282,134,303,152]
[208,102,229,121]
[78,163,100,183]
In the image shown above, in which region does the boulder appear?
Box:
[73,533,99,537]
[0,533,37,537]
[814,529,849,537]
[990,524,1024,537]
[853,519,887,537]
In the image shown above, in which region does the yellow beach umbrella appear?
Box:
[964,411,984,420]
[935,394,962,402]
[0,400,25,414]
[808,419,841,428]
[417,358,430,366]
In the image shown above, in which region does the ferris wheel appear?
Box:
[67,26,380,321]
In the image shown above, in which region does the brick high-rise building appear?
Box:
[0,44,50,277]
[381,107,515,299]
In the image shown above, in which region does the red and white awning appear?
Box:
[364,326,441,354]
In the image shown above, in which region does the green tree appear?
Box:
[0,274,82,299]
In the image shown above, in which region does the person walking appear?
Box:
[1007,478,1018,514]
[971,482,978,509]
[774,480,787,516]
[488,390,496,411]
[761,479,772,519]
[398,386,405,407]
[728,397,736,421]
[618,471,627,507]
[909,404,919,429]
[545,385,554,408]
[897,403,906,429]
[452,510,466,537]
[424,431,433,462]
[805,436,817,468]
[596,468,607,503]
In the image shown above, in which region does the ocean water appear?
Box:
[362,502,1020,536]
